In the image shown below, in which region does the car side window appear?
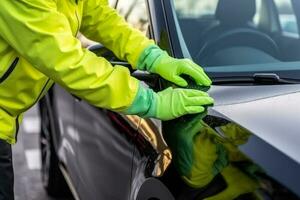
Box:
[116,0,149,35]
[174,0,218,19]
[274,0,299,36]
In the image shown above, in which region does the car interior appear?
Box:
[177,0,300,67]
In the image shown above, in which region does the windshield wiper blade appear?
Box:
[213,73,300,85]
[253,73,298,84]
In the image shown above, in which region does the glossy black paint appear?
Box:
[208,84,300,196]
[46,84,173,200]
[51,85,81,189]
[74,102,135,199]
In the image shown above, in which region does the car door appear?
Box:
[74,99,141,200]
[73,1,152,200]
[50,84,82,189]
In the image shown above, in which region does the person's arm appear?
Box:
[0,0,214,121]
[80,0,154,68]
[0,0,139,111]
[81,0,212,87]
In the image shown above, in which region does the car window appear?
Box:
[174,0,263,58]
[274,0,299,36]
[175,0,262,21]
[175,0,218,19]
[172,0,300,80]
[116,0,149,35]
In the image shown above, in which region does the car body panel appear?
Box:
[51,85,81,190]
[210,84,300,106]
[211,86,300,164]
[74,100,138,200]
[240,132,300,197]
[208,84,300,196]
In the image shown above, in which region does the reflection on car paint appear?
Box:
[66,125,80,142]
[59,138,76,161]
[138,118,172,177]
[120,114,172,177]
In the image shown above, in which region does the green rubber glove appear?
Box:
[154,87,214,120]
[123,85,214,121]
[137,45,212,87]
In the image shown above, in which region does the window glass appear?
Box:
[274,0,299,35]
[175,0,218,19]
[174,0,263,59]
[175,0,262,22]
[116,0,149,35]
[172,0,300,79]
[253,0,262,25]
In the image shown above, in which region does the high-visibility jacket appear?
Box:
[0,0,153,144]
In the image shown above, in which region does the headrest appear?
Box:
[215,0,256,26]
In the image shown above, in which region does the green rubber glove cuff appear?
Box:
[122,83,157,118]
[136,44,165,72]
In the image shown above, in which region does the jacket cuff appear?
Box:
[136,44,165,72]
[122,83,157,118]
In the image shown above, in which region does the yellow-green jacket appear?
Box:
[0,0,153,144]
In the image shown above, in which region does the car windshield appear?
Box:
[172,0,300,79]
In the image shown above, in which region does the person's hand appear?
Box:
[154,87,214,120]
[151,53,212,87]
[137,45,212,87]
[123,85,214,121]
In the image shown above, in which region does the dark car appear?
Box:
[39,0,300,199]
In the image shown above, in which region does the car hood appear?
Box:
[208,84,300,163]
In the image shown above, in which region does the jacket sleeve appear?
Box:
[0,0,139,111]
[81,0,154,68]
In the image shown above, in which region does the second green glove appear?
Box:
[123,84,214,121]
